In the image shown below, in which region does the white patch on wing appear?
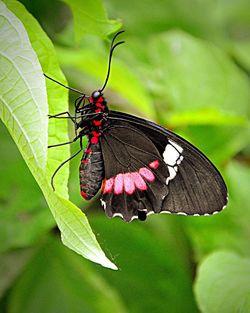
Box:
[166,167,177,184]
[163,143,180,166]
[177,212,187,216]
[160,210,172,214]
[100,199,106,210]
[131,215,139,221]
[146,211,155,216]
[112,213,124,218]
[112,213,139,222]
[169,140,183,153]
[163,139,184,185]
[177,156,184,165]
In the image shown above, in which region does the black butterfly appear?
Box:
[47,31,228,222]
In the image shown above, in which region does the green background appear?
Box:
[0,0,250,312]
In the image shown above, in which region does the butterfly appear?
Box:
[46,31,228,222]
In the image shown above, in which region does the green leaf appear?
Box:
[4,0,70,197]
[148,30,250,121]
[1,0,116,270]
[0,123,54,252]
[91,216,199,313]
[0,0,47,172]
[105,0,221,39]
[8,236,127,313]
[182,124,250,164]
[62,0,122,42]
[168,108,247,126]
[194,251,250,313]
[0,249,32,299]
[56,44,156,119]
[230,40,250,72]
[185,161,250,261]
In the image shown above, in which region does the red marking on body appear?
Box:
[96,103,104,109]
[92,131,100,137]
[114,174,123,194]
[149,160,160,169]
[139,168,155,182]
[80,191,89,200]
[89,96,93,103]
[97,96,103,102]
[103,177,114,193]
[81,160,89,164]
[131,172,147,191]
[91,137,99,144]
[124,173,135,195]
[91,130,101,144]
[92,120,102,126]
[95,108,101,113]
[85,148,92,153]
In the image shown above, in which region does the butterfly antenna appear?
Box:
[44,74,85,95]
[99,30,125,92]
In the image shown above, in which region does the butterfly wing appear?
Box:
[105,111,228,218]
[100,121,170,222]
[100,121,172,221]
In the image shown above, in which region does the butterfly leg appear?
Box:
[50,142,83,191]
[48,134,81,148]
[49,111,76,123]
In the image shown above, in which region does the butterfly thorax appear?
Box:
[77,91,109,143]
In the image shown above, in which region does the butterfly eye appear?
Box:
[92,90,101,99]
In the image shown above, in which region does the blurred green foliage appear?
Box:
[0,0,250,312]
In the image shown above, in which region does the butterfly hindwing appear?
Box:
[100,121,172,221]
[106,111,228,218]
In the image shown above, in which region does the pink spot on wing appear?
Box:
[114,174,123,194]
[149,160,160,169]
[131,172,147,191]
[124,173,135,195]
[103,177,114,193]
[139,168,155,182]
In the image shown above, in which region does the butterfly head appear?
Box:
[91,90,102,101]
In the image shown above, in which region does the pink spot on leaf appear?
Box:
[131,172,147,191]
[124,173,135,195]
[139,167,155,182]
[149,160,160,169]
[114,174,123,194]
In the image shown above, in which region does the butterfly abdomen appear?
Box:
[79,142,104,200]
